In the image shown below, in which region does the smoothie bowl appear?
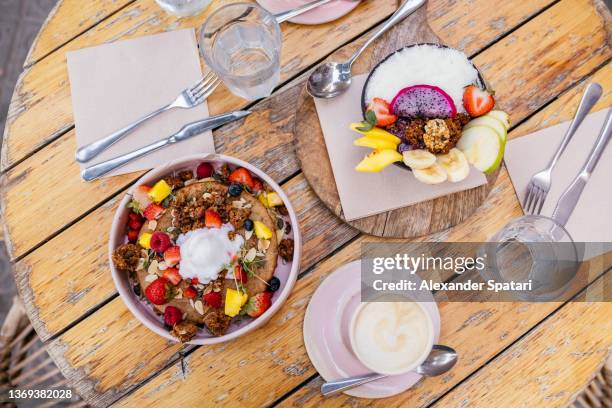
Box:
[109,154,301,344]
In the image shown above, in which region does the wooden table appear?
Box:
[1,0,611,406]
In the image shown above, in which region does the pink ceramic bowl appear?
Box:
[108,153,301,345]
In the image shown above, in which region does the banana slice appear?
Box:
[412,163,447,184]
[436,148,470,182]
[402,149,436,170]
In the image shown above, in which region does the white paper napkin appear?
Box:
[313,74,487,221]
[67,29,215,178]
[505,108,612,243]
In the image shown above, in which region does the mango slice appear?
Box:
[355,149,403,172]
[254,220,273,239]
[349,123,401,145]
[225,288,248,317]
[148,179,172,203]
[139,232,152,249]
[354,137,398,151]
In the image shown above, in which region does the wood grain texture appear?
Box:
[0,0,399,172]
[295,6,499,238]
[3,0,607,262]
[23,0,135,67]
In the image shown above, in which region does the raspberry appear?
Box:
[203,292,222,308]
[164,306,182,327]
[150,231,171,253]
[196,162,213,179]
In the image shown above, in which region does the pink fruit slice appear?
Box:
[390,85,457,118]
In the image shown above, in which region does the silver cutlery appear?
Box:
[552,109,612,226]
[307,0,425,99]
[75,71,221,163]
[80,110,251,181]
[523,83,603,214]
[320,344,457,397]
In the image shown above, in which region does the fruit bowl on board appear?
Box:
[109,153,301,345]
[351,43,510,186]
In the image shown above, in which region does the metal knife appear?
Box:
[81,110,251,182]
[551,109,612,226]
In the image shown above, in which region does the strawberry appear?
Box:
[244,292,272,317]
[150,231,171,253]
[203,291,222,308]
[163,246,181,267]
[132,185,152,211]
[143,203,165,221]
[463,85,495,117]
[205,209,222,228]
[228,168,255,189]
[183,286,197,299]
[163,268,182,286]
[127,229,139,243]
[251,178,264,192]
[145,278,173,305]
[128,219,143,231]
[366,97,397,127]
[190,277,199,285]
[196,162,214,179]
[234,264,248,284]
[164,306,182,327]
[128,212,144,223]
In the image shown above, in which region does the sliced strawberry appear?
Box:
[234,264,248,284]
[127,229,139,243]
[163,246,181,267]
[183,286,197,299]
[228,168,255,189]
[128,212,144,223]
[190,277,199,285]
[143,203,165,221]
[203,291,222,308]
[128,219,143,231]
[163,268,182,286]
[145,278,172,305]
[367,97,397,127]
[205,209,222,228]
[164,306,182,327]
[244,292,272,317]
[132,185,152,211]
[463,85,495,117]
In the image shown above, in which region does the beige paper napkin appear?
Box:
[314,74,487,221]
[67,29,215,178]
[505,108,611,243]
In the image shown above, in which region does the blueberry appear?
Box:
[268,276,281,292]
[244,219,254,231]
[133,284,141,297]
[228,183,243,196]
[276,218,284,230]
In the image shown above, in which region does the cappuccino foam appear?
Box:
[351,301,433,374]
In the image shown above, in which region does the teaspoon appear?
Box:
[320,344,457,397]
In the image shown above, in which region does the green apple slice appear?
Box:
[487,110,511,130]
[464,116,507,144]
[457,126,504,174]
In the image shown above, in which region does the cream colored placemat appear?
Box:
[67,29,214,178]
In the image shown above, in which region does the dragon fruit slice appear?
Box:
[390,85,457,118]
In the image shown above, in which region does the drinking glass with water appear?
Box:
[200,3,282,101]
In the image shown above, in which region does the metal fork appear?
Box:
[523,83,603,214]
[75,71,221,163]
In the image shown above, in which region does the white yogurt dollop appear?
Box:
[176,224,244,284]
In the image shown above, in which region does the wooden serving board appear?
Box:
[294,4,499,238]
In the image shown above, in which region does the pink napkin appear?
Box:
[313,74,487,221]
[505,108,612,243]
[67,29,215,178]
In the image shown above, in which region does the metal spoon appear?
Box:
[320,344,457,397]
[307,0,426,99]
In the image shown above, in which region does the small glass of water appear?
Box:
[478,215,581,301]
[199,3,282,101]
[155,0,213,17]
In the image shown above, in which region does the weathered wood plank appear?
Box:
[1,0,398,171]
[2,0,607,262]
[435,276,611,408]
[24,0,135,67]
